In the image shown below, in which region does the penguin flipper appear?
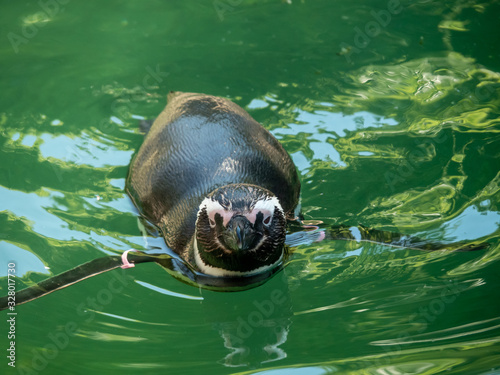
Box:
[326,225,490,252]
[285,230,325,247]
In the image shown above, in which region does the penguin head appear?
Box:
[195,184,287,277]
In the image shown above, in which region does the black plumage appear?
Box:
[127,92,300,272]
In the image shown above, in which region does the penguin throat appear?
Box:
[193,236,283,277]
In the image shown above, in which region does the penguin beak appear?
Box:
[223,215,258,252]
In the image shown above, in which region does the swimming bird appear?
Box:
[127,92,300,277]
[0,92,489,309]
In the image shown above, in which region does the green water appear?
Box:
[1,0,500,374]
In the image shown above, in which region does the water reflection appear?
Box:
[0,242,49,277]
[200,271,293,367]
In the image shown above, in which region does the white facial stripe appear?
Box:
[254,196,283,214]
[245,209,272,225]
[210,209,233,227]
[194,239,283,277]
[199,196,224,213]
[199,197,232,226]
[250,196,283,224]
[199,196,283,227]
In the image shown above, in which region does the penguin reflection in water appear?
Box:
[0,92,489,308]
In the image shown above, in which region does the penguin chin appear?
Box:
[193,239,284,278]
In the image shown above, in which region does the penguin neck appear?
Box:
[193,234,283,277]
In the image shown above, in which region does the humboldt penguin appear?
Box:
[127,92,300,277]
[0,91,490,309]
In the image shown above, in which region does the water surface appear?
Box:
[1,0,499,374]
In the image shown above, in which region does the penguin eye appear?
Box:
[209,218,216,227]
[263,215,272,226]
